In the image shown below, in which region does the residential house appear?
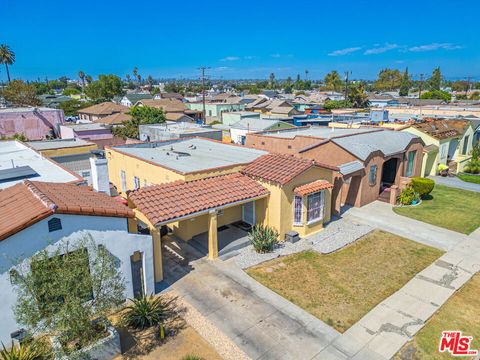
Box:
[246,98,301,117]
[78,102,129,122]
[60,123,114,141]
[187,101,245,122]
[0,107,64,140]
[158,92,184,101]
[368,94,399,108]
[229,118,294,144]
[136,99,202,122]
[37,94,74,108]
[0,141,82,189]
[139,122,222,142]
[0,181,154,344]
[402,119,475,175]
[118,94,153,107]
[246,127,424,210]
[222,111,261,126]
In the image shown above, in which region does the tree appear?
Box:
[126,74,131,82]
[84,74,124,101]
[374,68,402,91]
[133,67,138,83]
[0,44,15,82]
[11,235,124,356]
[399,67,411,96]
[420,90,451,101]
[1,80,41,106]
[58,99,93,116]
[78,70,85,88]
[62,86,81,96]
[85,75,92,84]
[323,99,353,110]
[112,105,166,139]
[147,75,154,91]
[348,85,370,108]
[428,67,442,91]
[324,71,343,92]
[269,72,276,88]
[305,69,309,80]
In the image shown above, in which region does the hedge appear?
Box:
[410,177,435,198]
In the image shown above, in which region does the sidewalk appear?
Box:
[429,175,480,193]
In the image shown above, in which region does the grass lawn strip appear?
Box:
[457,173,480,185]
[247,230,443,333]
[395,273,480,360]
[393,185,480,234]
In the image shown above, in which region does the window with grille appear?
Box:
[369,165,377,185]
[293,195,303,225]
[307,191,325,224]
[48,218,62,232]
[133,176,140,190]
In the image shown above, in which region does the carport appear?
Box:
[128,173,269,281]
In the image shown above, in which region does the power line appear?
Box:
[198,66,211,124]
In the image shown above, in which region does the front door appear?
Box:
[242,201,255,225]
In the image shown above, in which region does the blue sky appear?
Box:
[1,0,479,81]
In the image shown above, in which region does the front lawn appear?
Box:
[395,274,480,360]
[458,173,480,185]
[393,185,480,234]
[246,230,443,333]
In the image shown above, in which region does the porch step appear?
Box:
[163,242,186,262]
[378,189,391,203]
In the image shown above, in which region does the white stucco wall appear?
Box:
[0,215,154,344]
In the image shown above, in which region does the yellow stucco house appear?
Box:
[401,119,474,176]
[105,138,335,282]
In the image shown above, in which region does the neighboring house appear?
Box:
[0,140,82,189]
[157,92,184,101]
[119,94,153,107]
[37,94,74,108]
[402,119,475,175]
[139,122,222,142]
[26,138,98,157]
[187,102,245,122]
[95,112,132,126]
[136,99,203,122]
[246,127,424,210]
[78,102,129,122]
[60,123,113,141]
[222,111,261,126]
[246,98,301,117]
[0,107,65,140]
[368,95,399,108]
[229,118,294,144]
[0,181,154,344]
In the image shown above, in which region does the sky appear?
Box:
[1,0,479,82]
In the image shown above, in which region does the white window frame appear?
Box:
[306,191,326,225]
[293,195,303,226]
[120,170,127,192]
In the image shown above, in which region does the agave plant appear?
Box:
[0,341,48,360]
[123,294,176,332]
[248,225,279,253]
[181,355,205,360]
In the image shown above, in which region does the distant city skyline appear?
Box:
[1,0,479,82]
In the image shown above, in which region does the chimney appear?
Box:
[89,151,110,194]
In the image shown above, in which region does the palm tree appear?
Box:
[0,44,15,82]
[85,75,92,84]
[324,71,342,92]
[126,74,131,82]
[78,70,85,88]
[305,69,309,80]
[133,67,138,82]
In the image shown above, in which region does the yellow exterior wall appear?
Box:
[39,143,98,157]
[257,167,334,240]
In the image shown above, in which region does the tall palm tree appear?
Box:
[133,67,138,82]
[78,70,85,88]
[0,44,15,82]
[85,75,92,84]
[305,69,309,81]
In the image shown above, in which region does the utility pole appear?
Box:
[418,73,424,98]
[466,76,472,95]
[344,71,350,103]
[198,66,211,124]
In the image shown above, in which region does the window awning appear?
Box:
[294,180,332,197]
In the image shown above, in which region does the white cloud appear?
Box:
[364,43,399,55]
[220,56,240,61]
[328,47,362,56]
[244,55,255,60]
[408,43,462,52]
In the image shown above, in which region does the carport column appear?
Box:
[208,210,219,259]
[151,227,163,282]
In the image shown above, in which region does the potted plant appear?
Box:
[438,164,449,177]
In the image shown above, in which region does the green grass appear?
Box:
[393,185,480,234]
[458,173,480,185]
[246,231,443,333]
[395,274,480,360]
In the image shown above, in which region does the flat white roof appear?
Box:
[26,138,94,151]
[0,107,58,113]
[112,138,267,173]
[263,126,379,139]
[0,141,80,189]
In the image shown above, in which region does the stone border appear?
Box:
[176,296,250,360]
[393,198,423,208]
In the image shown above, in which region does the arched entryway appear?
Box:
[378,158,398,202]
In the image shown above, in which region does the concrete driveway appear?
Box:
[429,175,480,193]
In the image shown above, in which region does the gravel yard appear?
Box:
[234,217,373,268]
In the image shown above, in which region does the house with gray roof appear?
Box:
[246,126,424,210]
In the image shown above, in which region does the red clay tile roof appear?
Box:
[294,180,333,196]
[0,181,134,241]
[129,173,269,225]
[412,119,471,140]
[241,153,317,185]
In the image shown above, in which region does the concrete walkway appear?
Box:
[343,201,467,251]
[162,239,341,360]
[429,175,480,192]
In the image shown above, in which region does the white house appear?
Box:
[0,181,154,344]
[230,118,294,144]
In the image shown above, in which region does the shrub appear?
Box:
[410,177,435,198]
[248,225,279,253]
[464,158,480,174]
[182,355,205,360]
[123,295,175,333]
[398,186,420,206]
[0,340,51,360]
